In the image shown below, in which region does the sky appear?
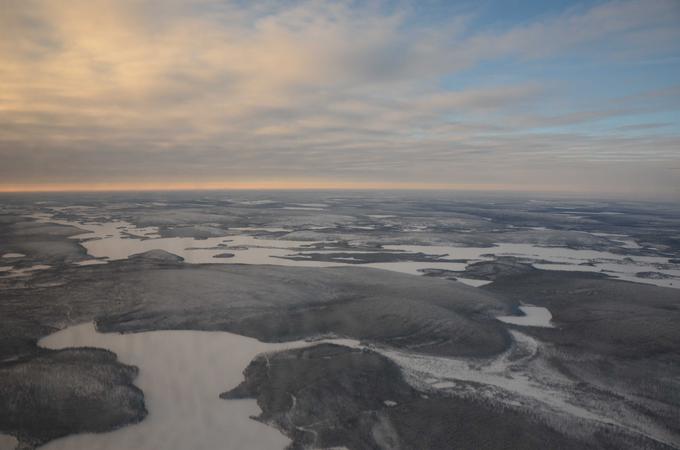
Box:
[1,0,679,199]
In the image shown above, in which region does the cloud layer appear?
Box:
[1,0,679,198]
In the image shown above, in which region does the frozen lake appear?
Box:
[0,434,17,450]
[27,213,680,289]
[497,306,554,328]
[39,323,359,450]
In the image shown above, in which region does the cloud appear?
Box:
[0,0,679,198]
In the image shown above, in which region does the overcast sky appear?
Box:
[1,0,679,198]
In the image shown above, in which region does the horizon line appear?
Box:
[0,181,549,193]
[0,181,676,201]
